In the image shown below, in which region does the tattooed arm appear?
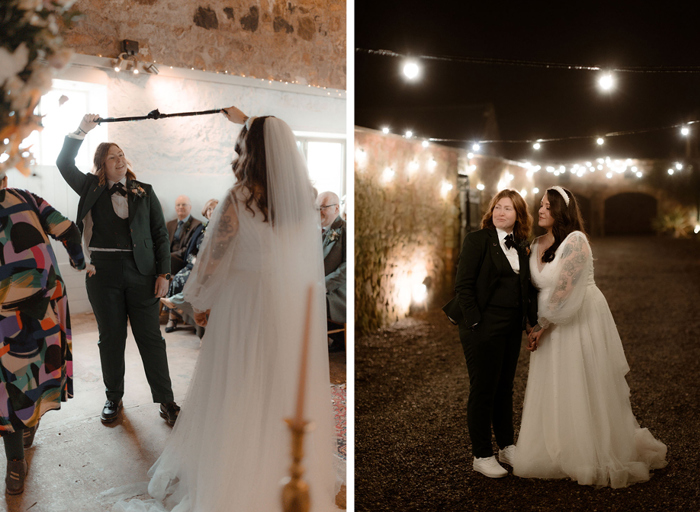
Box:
[182,190,239,313]
[538,231,591,329]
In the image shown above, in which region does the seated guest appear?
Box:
[316,191,346,352]
[167,195,202,274]
[163,198,218,333]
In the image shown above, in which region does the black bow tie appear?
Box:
[110,183,127,197]
[504,233,516,250]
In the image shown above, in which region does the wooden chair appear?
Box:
[327,319,346,345]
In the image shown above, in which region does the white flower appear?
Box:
[27,66,54,95]
[6,76,33,112]
[47,49,73,70]
[0,43,30,84]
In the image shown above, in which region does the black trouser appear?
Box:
[86,252,174,404]
[459,305,522,458]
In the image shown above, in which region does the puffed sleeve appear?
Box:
[537,231,591,328]
[183,189,239,311]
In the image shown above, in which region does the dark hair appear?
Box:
[232,116,273,223]
[481,189,533,242]
[93,143,136,186]
[541,187,587,263]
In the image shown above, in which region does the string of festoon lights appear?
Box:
[357,47,700,74]
[95,54,345,97]
[362,116,699,217]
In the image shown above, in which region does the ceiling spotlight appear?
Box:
[681,126,690,136]
[143,62,159,74]
[668,169,674,175]
[675,162,683,170]
[405,130,413,138]
[596,137,605,146]
[598,72,615,91]
[381,127,390,134]
[422,140,429,148]
[402,60,420,80]
[472,143,481,152]
[533,142,541,150]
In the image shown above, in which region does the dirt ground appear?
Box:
[355,236,700,512]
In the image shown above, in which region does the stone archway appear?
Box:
[604,192,658,235]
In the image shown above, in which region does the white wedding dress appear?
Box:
[114,117,338,511]
[513,231,667,488]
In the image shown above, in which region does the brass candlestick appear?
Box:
[281,419,313,512]
[282,286,315,512]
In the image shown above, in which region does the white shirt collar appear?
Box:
[496,227,513,242]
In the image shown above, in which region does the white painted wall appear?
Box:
[10,55,346,313]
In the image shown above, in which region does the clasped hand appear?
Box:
[526,325,545,352]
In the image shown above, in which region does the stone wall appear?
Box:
[354,127,460,333]
[62,0,346,89]
[355,129,699,333]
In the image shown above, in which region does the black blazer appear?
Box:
[444,228,537,329]
[56,136,171,277]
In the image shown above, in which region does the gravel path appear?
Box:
[356,236,700,512]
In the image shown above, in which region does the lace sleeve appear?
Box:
[182,190,239,311]
[538,231,591,328]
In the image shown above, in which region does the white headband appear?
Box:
[549,186,570,206]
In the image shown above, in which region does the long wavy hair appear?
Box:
[92,143,136,186]
[541,187,587,263]
[481,189,533,242]
[232,116,273,223]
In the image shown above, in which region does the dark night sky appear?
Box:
[355,3,700,162]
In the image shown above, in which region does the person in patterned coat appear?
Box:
[0,171,85,494]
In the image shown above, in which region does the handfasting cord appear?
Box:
[97,108,225,124]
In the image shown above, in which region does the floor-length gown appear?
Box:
[513,231,667,488]
[114,180,337,510]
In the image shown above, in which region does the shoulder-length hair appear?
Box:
[481,189,532,242]
[541,187,587,263]
[231,116,273,223]
[92,143,136,186]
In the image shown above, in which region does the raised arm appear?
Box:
[55,114,100,194]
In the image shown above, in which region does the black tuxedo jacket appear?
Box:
[444,228,537,329]
[56,136,171,276]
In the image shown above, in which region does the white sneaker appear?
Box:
[473,456,508,478]
[498,445,516,467]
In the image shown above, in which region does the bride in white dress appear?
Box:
[513,186,667,488]
[115,108,337,511]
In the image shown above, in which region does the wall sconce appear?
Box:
[111,53,158,74]
[111,39,158,75]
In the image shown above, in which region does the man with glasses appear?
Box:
[316,191,346,352]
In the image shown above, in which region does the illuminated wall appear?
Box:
[354,127,460,333]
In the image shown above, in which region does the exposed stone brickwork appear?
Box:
[355,127,460,333]
[61,0,346,89]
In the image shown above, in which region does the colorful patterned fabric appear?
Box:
[0,188,85,434]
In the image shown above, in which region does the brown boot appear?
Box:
[23,421,40,448]
[6,458,28,495]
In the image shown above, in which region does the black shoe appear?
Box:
[164,319,179,333]
[5,458,28,495]
[160,402,180,426]
[22,421,39,449]
[100,400,123,423]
